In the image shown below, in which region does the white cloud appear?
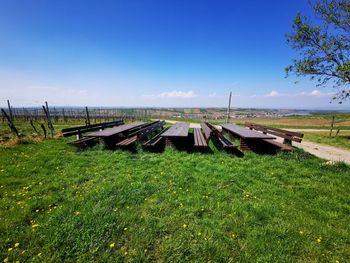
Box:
[157,90,197,99]
[266,90,279,97]
[265,89,335,98]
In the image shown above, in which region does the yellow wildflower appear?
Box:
[8,248,13,252]
[124,227,128,231]
[21,250,26,254]
[110,243,115,248]
[3,258,9,263]
[74,211,81,216]
[182,224,187,228]
[316,237,322,243]
[299,230,304,235]
[14,242,19,247]
[124,251,128,256]
[32,224,39,228]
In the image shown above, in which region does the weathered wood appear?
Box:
[116,136,138,147]
[262,139,293,152]
[1,108,19,137]
[87,122,146,137]
[200,123,212,142]
[194,128,208,148]
[7,100,13,122]
[85,106,91,126]
[161,123,189,137]
[245,122,303,143]
[144,127,169,147]
[206,123,236,149]
[30,120,39,133]
[68,136,98,147]
[62,120,124,137]
[222,124,275,139]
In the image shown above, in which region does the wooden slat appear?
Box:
[87,122,146,137]
[61,120,123,133]
[200,123,212,142]
[206,123,236,149]
[116,136,137,146]
[245,122,304,138]
[194,128,207,147]
[161,123,189,137]
[262,139,293,152]
[144,127,169,147]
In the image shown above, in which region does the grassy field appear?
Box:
[165,113,350,130]
[1,135,349,262]
[303,131,350,150]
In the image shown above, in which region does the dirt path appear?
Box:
[273,137,350,164]
[161,120,350,164]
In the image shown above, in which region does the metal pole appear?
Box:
[225,91,232,124]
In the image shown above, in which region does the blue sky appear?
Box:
[0,0,348,109]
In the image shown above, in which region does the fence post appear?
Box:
[85,106,91,126]
[1,108,19,137]
[43,102,54,138]
[329,115,335,137]
[7,100,13,122]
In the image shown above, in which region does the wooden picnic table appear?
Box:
[161,122,189,138]
[221,124,275,151]
[87,122,146,138]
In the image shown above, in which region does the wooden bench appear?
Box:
[116,121,165,148]
[129,121,165,139]
[193,128,207,148]
[116,135,138,147]
[221,124,275,151]
[200,123,212,141]
[62,120,124,138]
[245,122,304,151]
[143,127,169,147]
[205,123,236,149]
[68,136,98,147]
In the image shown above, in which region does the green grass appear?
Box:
[1,138,349,262]
[304,131,350,150]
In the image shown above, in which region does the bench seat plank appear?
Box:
[194,128,207,148]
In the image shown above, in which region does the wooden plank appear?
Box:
[200,123,212,142]
[194,128,207,147]
[87,122,146,137]
[116,136,137,146]
[161,123,189,137]
[245,122,304,138]
[144,127,169,147]
[262,139,293,152]
[62,120,124,137]
[62,120,123,133]
[206,123,236,149]
[221,124,275,139]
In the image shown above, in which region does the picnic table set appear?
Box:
[62,120,303,153]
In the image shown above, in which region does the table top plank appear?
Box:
[161,122,189,137]
[221,124,275,139]
[87,122,146,137]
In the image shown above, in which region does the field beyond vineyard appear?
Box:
[0,137,349,262]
